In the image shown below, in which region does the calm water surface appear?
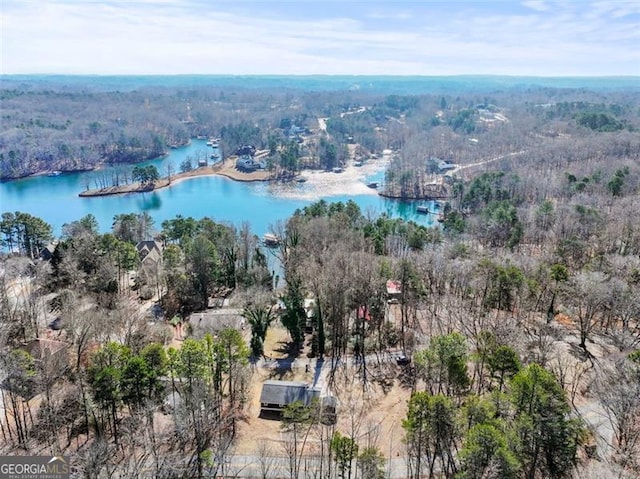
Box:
[0,140,437,236]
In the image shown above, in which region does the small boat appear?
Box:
[263,233,280,247]
[332,167,344,173]
[211,142,219,148]
[211,152,220,159]
[354,161,363,167]
[296,177,308,183]
[416,206,430,214]
[47,171,62,177]
[367,182,379,189]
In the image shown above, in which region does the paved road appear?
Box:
[575,400,614,459]
[449,150,527,175]
[218,453,410,478]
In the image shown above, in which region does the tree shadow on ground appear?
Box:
[265,341,302,380]
[272,340,300,358]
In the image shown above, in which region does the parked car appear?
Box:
[396,355,411,366]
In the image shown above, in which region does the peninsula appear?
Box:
[79,157,271,197]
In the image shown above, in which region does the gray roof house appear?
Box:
[260,380,319,411]
[259,380,337,423]
[236,156,265,172]
[135,240,163,263]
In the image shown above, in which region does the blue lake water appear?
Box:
[0,140,438,237]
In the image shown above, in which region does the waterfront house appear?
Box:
[235,145,256,157]
[136,240,163,264]
[263,233,279,246]
[236,156,265,171]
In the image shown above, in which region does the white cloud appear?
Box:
[522,1,549,12]
[589,1,639,19]
[1,0,638,76]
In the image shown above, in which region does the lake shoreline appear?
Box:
[0,150,181,183]
[78,158,272,197]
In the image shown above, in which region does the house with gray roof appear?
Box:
[259,380,336,423]
[236,156,265,171]
[135,240,163,264]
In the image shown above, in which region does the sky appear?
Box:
[2,0,639,76]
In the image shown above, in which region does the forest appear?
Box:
[0,77,639,479]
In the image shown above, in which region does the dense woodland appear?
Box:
[3,79,637,181]
[1,78,640,478]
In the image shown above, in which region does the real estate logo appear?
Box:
[0,456,69,479]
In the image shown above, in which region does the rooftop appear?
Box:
[386,279,402,295]
[260,380,321,407]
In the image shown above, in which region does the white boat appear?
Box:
[47,171,62,177]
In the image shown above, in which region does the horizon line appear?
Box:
[2,73,639,79]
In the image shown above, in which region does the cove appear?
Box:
[0,140,438,237]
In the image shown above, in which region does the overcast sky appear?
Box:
[2,0,639,76]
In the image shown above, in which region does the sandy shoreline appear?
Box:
[78,153,391,200]
[268,155,390,200]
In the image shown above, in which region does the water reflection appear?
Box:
[137,192,162,210]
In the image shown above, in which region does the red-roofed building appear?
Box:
[357,306,371,322]
[386,280,402,296]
